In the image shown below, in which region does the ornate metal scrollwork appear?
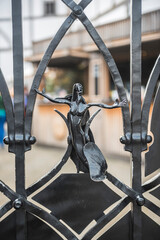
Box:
[0,0,159,239]
[35,83,126,181]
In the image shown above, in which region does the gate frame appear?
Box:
[0,0,160,239]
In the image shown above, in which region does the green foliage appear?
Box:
[45,68,86,95]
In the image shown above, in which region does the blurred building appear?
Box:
[0,0,68,87]
[0,0,160,158]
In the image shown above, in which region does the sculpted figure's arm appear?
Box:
[88,99,127,109]
[35,89,71,106]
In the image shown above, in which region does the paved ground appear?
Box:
[0,144,130,206]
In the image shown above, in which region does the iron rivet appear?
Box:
[120,136,126,144]
[146,135,152,143]
[29,136,36,144]
[13,199,23,209]
[73,6,82,15]
[136,196,145,206]
[3,136,10,145]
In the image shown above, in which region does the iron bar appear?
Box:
[25,202,78,240]
[61,0,131,140]
[0,181,78,240]
[0,0,159,239]
[1,172,158,220]
[0,70,14,152]
[130,0,142,239]
[82,197,131,240]
[144,199,160,217]
[145,83,160,175]
[142,175,160,192]
[12,0,26,239]
[12,0,24,136]
[142,55,160,135]
[141,55,160,151]
[26,144,72,195]
[25,0,93,148]
[0,201,13,219]
[106,172,142,202]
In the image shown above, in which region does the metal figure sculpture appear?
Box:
[36,83,126,181]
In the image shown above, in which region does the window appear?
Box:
[44,1,56,16]
[94,64,99,95]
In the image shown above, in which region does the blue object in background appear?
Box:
[0,96,6,147]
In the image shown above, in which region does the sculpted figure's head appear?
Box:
[72,83,83,101]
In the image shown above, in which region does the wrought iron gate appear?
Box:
[0,0,159,239]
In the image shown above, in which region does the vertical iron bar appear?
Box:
[12,1,24,132]
[130,0,142,240]
[12,0,26,239]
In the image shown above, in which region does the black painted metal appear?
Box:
[33,174,121,234]
[0,0,160,239]
[130,1,143,239]
[35,84,126,181]
[145,82,160,175]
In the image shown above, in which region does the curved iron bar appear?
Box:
[26,144,72,196]
[54,109,74,145]
[0,181,17,221]
[144,198,160,217]
[105,172,141,201]
[0,201,13,219]
[25,0,93,145]
[141,55,160,136]
[0,181,78,239]
[54,109,69,130]
[82,196,131,240]
[145,83,160,174]
[2,172,158,220]
[142,174,160,193]
[0,69,14,152]
[26,107,72,195]
[84,109,101,141]
[0,115,72,217]
[0,143,72,217]
[79,0,93,9]
[61,0,131,137]
[25,201,78,240]
[0,181,19,201]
